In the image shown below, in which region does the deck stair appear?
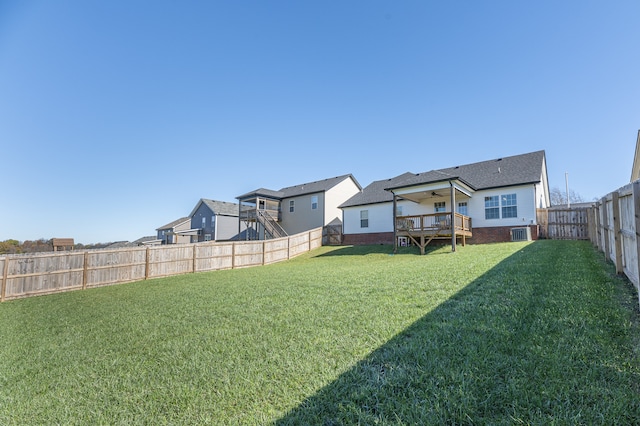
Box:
[257,209,288,239]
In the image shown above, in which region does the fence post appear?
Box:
[1,256,8,302]
[633,181,640,296]
[82,251,89,290]
[596,202,603,251]
[287,236,291,260]
[145,247,150,280]
[262,241,266,265]
[601,196,611,262]
[192,244,197,273]
[612,191,624,274]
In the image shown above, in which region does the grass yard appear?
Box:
[1,240,639,424]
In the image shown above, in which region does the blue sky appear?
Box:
[1,1,638,244]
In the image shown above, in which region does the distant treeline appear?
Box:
[0,239,112,255]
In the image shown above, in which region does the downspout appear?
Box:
[392,191,398,253]
[450,180,456,252]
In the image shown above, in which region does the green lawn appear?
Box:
[1,241,639,424]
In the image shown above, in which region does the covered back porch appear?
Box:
[388,176,475,254]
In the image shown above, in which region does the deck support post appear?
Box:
[450,181,456,252]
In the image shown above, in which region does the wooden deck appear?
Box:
[396,213,472,254]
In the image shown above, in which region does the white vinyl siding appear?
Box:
[471,186,535,228]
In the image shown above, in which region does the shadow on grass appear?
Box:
[276,241,640,424]
[314,244,443,257]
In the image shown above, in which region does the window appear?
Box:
[201,217,206,228]
[485,196,499,219]
[457,202,468,216]
[211,216,215,227]
[289,200,295,213]
[434,202,447,223]
[311,196,318,210]
[360,210,369,228]
[502,194,517,218]
[396,205,403,216]
[204,234,212,241]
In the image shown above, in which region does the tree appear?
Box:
[550,186,585,206]
[0,239,22,255]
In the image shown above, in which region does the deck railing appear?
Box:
[239,207,280,222]
[396,212,471,233]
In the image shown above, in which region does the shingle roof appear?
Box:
[340,151,546,208]
[202,199,240,216]
[156,217,191,231]
[339,172,415,208]
[237,174,361,200]
[387,150,546,191]
[280,174,361,198]
[236,188,285,200]
[189,199,240,217]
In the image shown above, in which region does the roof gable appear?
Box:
[280,174,361,198]
[238,174,361,201]
[189,199,240,217]
[340,172,415,208]
[156,217,191,231]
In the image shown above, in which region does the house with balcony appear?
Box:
[237,174,362,240]
[340,151,550,254]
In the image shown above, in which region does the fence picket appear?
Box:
[0,228,323,301]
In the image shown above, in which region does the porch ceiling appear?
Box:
[398,186,472,204]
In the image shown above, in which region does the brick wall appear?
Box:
[341,225,539,246]
[342,232,394,245]
[470,225,539,244]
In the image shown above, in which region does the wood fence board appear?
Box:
[264,238,289,264]
[537,208,590,240]
[0,228,324,301]
[195,243,234,272]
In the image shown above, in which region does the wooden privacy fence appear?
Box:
[591,181,640,308]
[537,208,591,240]
[0,228,323,301]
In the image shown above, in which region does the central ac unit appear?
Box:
[511,227,532,242]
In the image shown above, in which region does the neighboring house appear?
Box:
[340,151,550,252]
[631,130,640,182]
[237,174,362,240]
[187,199,246,242]
[156,217,191,244]
[134,236,162,246]
[104,241,136,249]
